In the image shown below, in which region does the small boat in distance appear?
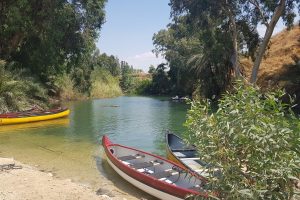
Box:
[171,96,189,102]
[0,107,70,125]
[166,132,219,178]
[102,135,208,200]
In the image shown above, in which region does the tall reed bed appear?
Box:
[90,69,122,98]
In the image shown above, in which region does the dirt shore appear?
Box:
[0,158,130,200]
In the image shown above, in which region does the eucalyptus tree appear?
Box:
[169,0,247,78]
[166,1,244,98]
[153,17,205,96]
[244,0,300,83]
[169,0,300,84]
[153,3,251,98]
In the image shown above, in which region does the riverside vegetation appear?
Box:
[185,81,300,200]
[1,1,299,110]
[1,1,300,199]
[151,1,300,199]
[0,0,144,112]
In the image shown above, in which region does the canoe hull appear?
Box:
[166,133,211,177]
[105,155,182,200]
[0,109,70,125]
[166,146,187,169]
[102,135,207,200]
[166,133,196,168]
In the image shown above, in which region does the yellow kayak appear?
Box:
[0,107,70,125]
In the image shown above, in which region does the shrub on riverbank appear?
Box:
[132,79,152,95]
[49,69,122,100]
[90,68,122,98]
[185,81,300,199]
[51,73,85,101]
[0,60,48,113]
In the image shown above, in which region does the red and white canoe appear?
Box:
[102,135,208,200]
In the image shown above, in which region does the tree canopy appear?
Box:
[171,0,299,82]
[0,0,106,82]
[152,0,299,99]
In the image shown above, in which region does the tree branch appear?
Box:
[250,0,286,83]
[248,0,269,28]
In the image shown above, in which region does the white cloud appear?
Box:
[125,51,166,72]
[132,52,155,59]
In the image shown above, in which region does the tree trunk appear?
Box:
[224,2,242,78]
[229,14,242,78]
[176,67,180,89]
[250,0,286,83]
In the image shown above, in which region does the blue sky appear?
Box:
[97,0,170,72]
[97,1,297,72]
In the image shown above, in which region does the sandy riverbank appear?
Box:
[0,158,137,200]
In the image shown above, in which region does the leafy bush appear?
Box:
[132,79,152,95]
[185,81,300,199]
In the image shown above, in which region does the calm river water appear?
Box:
[0,96,188,199]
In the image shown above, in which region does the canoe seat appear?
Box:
[118,154,144,161]
[180,157,201,160]
[171,148,196,152]
[188,185,204,192]
[173,152,187,158]
[131,162,154,169]
[150,169,179,179]
[137,168,154,174]
[131,160,163,169]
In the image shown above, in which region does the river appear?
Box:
[0,96,189,199]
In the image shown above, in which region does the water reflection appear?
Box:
[0,118,70,133]
[0,96,188,199]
